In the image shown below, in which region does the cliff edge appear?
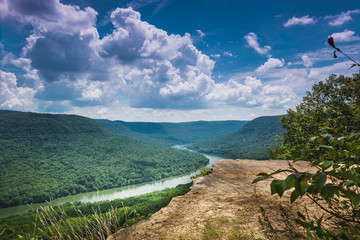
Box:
[109,159,318,240]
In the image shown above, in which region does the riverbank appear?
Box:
[109,159,320,240]
[0,150,221,219]
[0,184,193,239]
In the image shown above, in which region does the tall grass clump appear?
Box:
[20,204,136,240]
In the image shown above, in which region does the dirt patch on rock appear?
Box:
[109,159,320,240]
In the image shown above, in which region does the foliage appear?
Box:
[190,167,212,179]
[0,110,208,208]
[190,116,284,160]
[269,73,360,160]
[0,183,191,240]
[254,73,360,239]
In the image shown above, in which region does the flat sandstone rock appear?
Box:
[108,159,318,240]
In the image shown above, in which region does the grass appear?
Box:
[202,217,257,240]
[203,221,221,240]
[16,204,136,240]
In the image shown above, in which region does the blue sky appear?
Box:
[0,0,359,121]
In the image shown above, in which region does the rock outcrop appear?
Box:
[109,159,318,240]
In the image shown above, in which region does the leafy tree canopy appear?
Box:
[271,73,360,160]
[256,72,360,239]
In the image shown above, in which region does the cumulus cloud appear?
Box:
[98,7,216,108]
[302,55,313,67]
[2,2,218,110]
[326,9,360,26]
[256,58,285,73]
[206,76,296,108]
[0,2,302,113]
[244,32,271,56]
[0,0,98,35]
[1,0,103,83]
[331,29,360,42]
[0,70,37,110]
[284,15,316,27]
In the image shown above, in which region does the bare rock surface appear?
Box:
[108,159,318,240]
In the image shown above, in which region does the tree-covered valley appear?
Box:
[0,111,210,208]
[0,110,285,210]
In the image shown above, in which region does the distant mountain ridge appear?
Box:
[189,115,284,160]
[100,120,248,145]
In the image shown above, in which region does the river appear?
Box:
[0,146,222,219]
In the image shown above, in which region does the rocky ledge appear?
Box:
[109,159,317,240]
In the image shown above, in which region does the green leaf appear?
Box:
[354,194,360,208]
[311,159,322,166]
[294,174,308,196]
[319,145,333,149]
[320,185,334,200]
[297,211,306,220]
[275,180,287,197]
[321,161,333,170]
[270,180,278,195]
[320,134,332,139]
[291,189,300,203]
[316,216,323,227]
[316,172,327,192]
[285,174,295,189]
[337,136,346,142]
[334,171,360,184]
[309,136,320,142]
[257,172,270,176]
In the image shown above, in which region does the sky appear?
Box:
[0,0,359,122]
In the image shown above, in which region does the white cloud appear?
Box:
[5,2,352,119]
[307,69,320,79]
[284,15,316,27]
[97,7,217,109]
[331,29,360,42]
[244,32,271,56]
[3,4,217,110]
[205,76,297,108]
[196,29,205,37]
[223,51,233,57]
[0,70,37,110]
[254,61,357,96]
[256,58,285,73]
[302,55,313,67]
[326,10,360,26]
[0,0,98,35]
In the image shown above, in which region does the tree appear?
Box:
[270,73,360,160]
[255,73,360,239]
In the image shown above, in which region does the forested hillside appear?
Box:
[0,111,208,208]
[113,120,248,145]
[189,116,284,159]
